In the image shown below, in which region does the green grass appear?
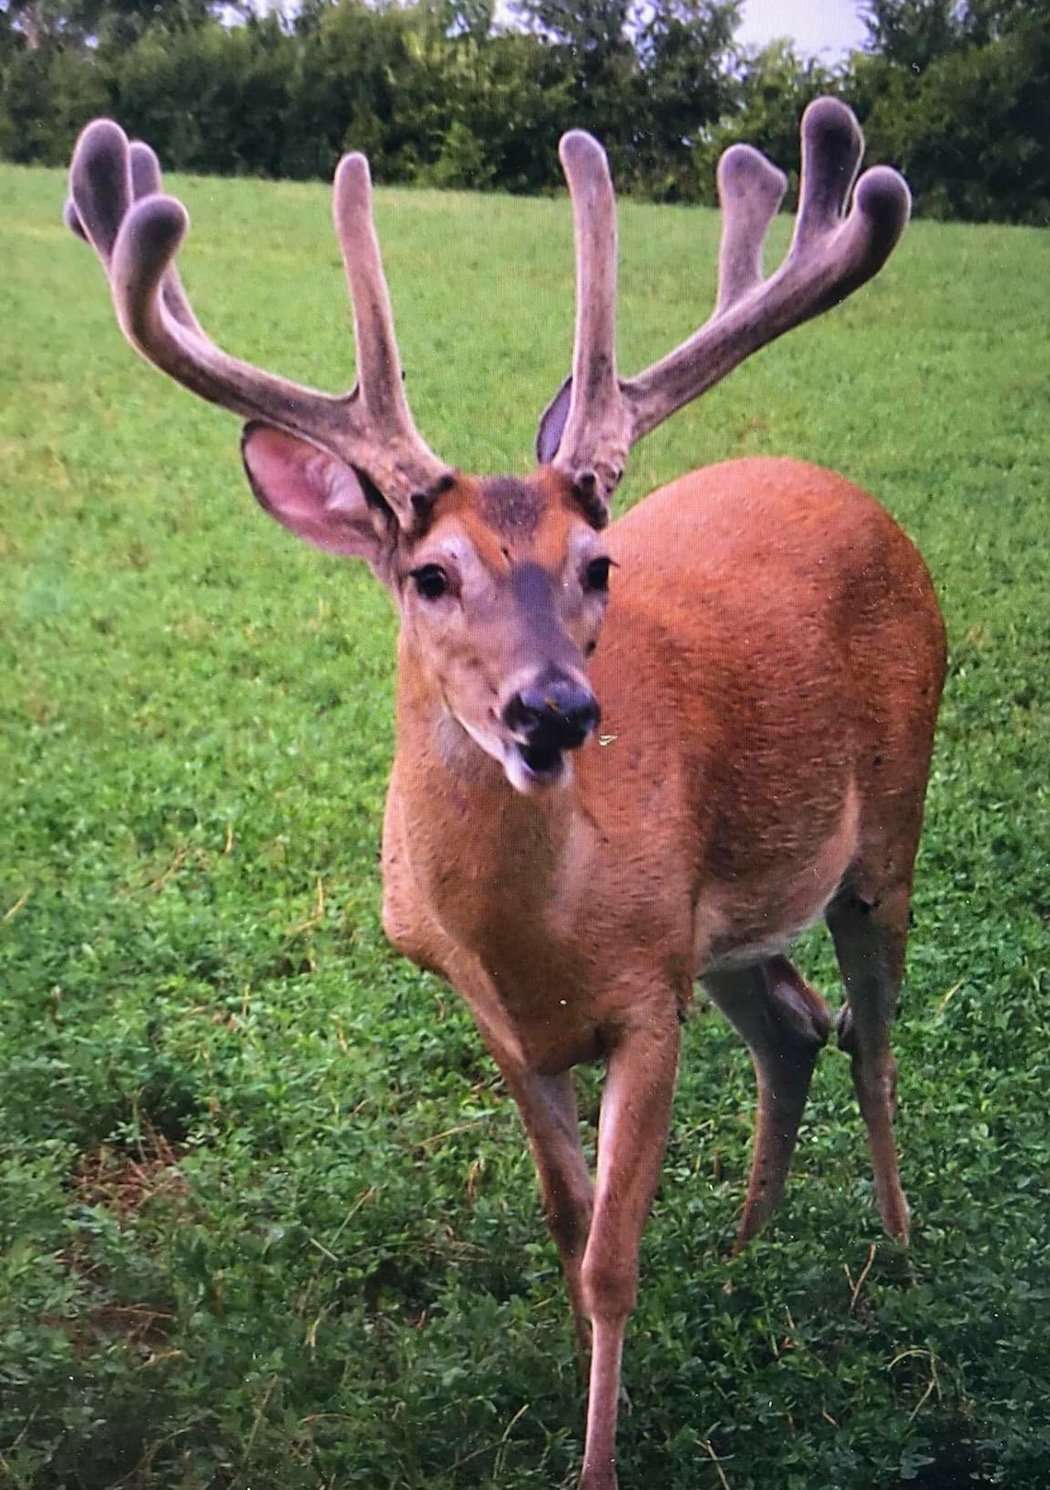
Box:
[2,159,1049,1490]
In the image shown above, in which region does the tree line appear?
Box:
[1,0,1047,222]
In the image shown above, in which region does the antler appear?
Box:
[66,120,449,524]
[538,98,912,522]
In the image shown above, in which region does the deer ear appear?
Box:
[535,375,572,465]
[240,422,395,571]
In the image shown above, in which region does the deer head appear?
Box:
[65,102,909,797]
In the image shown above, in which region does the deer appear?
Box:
[65,98,946,1489]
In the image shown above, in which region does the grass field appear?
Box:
[2,158,1049,1490]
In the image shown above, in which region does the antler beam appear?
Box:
[66,120,449,523]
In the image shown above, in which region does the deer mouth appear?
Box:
[504,737,570,793]
[519,738,566,780]
[506,701,600,792]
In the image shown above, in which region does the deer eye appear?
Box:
[583,556,613,593]
[410,564,449,601]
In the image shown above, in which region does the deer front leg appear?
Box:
[703,956,831,1250]
[504,1069,594,1363]
[579,1013,680,1490]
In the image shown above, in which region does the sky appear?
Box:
[737,0,869,59]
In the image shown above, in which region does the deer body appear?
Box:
[66,101,944,1489]
[385,456,943,1046]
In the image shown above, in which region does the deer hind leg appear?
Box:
[826,883,912,1243]
[703,957,832,1250]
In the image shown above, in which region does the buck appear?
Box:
[66,99,945,1488]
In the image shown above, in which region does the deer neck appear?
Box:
[390,651,585,957]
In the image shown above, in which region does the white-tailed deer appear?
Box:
[66,100,946,1488]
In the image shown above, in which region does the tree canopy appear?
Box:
[1,0,1046,222]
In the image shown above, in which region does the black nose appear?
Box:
[502,675,601,751]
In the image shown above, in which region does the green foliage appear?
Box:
[859,0,964,72]
[2,156,1050,1489]
[854,6,1050,223]
[0,34,108,163]
[0,0,1047,220]
[511,0,741,195]
[860,0,1038,68]
[427,118,493,188]
[112,14,294,176]
[1,0,221,51]
[626,0,741,199]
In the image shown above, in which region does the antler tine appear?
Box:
[68,118,131,264]
[791,97,863,255]
[548,132,626,523]
[332,154,449,502]
[126,139,204,336]
[64,197,89,242]
[714,145,787,314]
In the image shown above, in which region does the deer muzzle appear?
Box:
[502,672,600,782]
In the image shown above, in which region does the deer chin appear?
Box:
[449,711,573,795]
[443,712,562,794]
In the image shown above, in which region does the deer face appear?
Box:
[397,471,607,793]
[241,429,607,794]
